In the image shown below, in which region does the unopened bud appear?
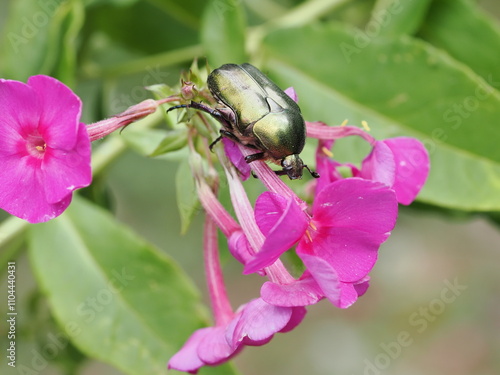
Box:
[181,80,198,100]
[86,99,159,141]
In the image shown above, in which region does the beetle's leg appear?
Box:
[209,135,223,151]
[167,101,233,129]
[244,152,266,164]
[274,170,288,176]
[209,130,240,151]
[274,166,319,178]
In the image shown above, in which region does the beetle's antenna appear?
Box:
[304,165,320,178]
[166,104,189,113]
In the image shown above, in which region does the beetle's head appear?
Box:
[281,154,320,180]
[281,154,304,180]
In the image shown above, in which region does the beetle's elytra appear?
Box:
[168,63,319,180]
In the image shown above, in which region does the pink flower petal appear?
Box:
[226,299,292,348]
[300,226,387,282]
[198,326,238,365]
[254,191,288,236]
[222,138,250,180]
[245,193,308,274]
[337,282,360,309]
[0,154,71,223]
[42,122,92,204]
[0,79,40,142]
[279,306,307,333]
[384,137,430,205]
[167,328,212,374]
[313,178,398,235]
[360,140,396,187]
[260,277,324,307]
[228,231,254,265]
[28,75,82,149]
[353,277,370,297]
[284,87,298,102]
[314,140,344,194]
[295,252,342,306]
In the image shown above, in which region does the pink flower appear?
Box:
[168,181,306,373]
[0,75,91,223]
[358,138,430,205]
[246,178,398,308]
[168,298,306,373]
[307,122,430,205]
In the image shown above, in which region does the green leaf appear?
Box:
[0,0,81,81]
[151,128,189,156]
[371,0,432,36]
[28,196,235,375]
[261,23,500,211]
[418,0,500,86]
[201,0,247,67]
[84,0,200,57]
[120,128,187,156]
[176,159,201,234]
[49,0,85,85]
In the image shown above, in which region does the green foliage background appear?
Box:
[1,0,500,374]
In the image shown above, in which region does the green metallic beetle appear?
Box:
[168,63,319,180]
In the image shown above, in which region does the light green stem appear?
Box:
[83,44,204,79]
[248,0,350,54]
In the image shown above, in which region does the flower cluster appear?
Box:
[167,89,429,373]
[0,74,429,374]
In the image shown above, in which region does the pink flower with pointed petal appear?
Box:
[359,137,430,205]
[306,122,430,205]
[247,178,398,308]
[168,297,306,373]
[0,75,91,223]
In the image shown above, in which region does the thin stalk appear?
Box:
[83,44,204,79]
[203,215,233,325]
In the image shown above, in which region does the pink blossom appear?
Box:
[0,75,91,223]
[306,122,430,205]
[247,178,398,308]
[168,185,306,373]
[168,297,306,373]
[359,137,430,205]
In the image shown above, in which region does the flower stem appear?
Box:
[196,179,240,237]
[217,148,296,285]
[306,122,376,145]
[204,213,233,325]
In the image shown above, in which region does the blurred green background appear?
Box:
[1,0,500,374]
